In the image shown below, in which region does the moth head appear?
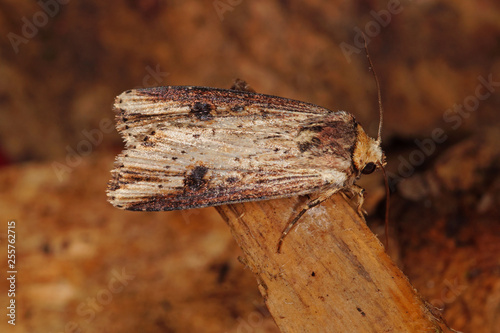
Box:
[352,125,385,177]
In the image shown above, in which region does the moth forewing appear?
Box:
[107,87,383,213]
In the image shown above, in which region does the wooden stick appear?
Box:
[216,194,442,332]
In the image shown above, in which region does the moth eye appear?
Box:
[361,162,376,175]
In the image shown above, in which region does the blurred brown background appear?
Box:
[0,0,499,332]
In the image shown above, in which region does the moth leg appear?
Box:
[340,184,367,217]
[230,78,256,93]
[277,187,340,253]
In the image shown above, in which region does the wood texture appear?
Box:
[217,194,442,332]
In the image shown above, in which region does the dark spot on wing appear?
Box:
[298,121,345,135]
[184,166,209,191]
[298,141,317,152]
[308,125,324,132]
[108,182,120,191]
[193,134,200,138]
[190,102,214,121]
[226,177,239,184]
[231,105,245,112]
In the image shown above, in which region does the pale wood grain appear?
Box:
[217,194,442,333]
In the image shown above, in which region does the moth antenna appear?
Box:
[378,161,390,251]
[362,35,384,143]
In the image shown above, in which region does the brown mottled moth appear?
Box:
[108,66,388,253]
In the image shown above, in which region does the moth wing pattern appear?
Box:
[107,86,360,211]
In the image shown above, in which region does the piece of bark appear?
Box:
[216,194,442,333]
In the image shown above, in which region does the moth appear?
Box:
[108,74,387,253]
